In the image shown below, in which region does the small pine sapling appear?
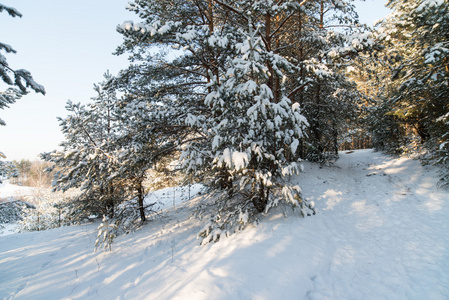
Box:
[95,215,117,252]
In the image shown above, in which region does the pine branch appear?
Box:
[0,42,17,54]
[270,11,296,40]
[212,0,246,19]
[287,81,312,99]
[0,4,23,18]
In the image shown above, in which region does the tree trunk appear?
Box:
[252,181,269,213]
[137,180,146,222]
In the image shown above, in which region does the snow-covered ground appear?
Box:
[145,183,205,211]
[0,222,19,236]
[0,180,36,200]
[0,181,37,236]
[1,149,448,299]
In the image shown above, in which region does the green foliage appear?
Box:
[0,201,25,224]
[43,71,175,223]
[0,160,18,183]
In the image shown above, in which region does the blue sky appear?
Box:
[0,0,136,161]
[0,0,390,161]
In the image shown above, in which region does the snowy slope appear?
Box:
[0,180,36,200]
[1,149,448,300]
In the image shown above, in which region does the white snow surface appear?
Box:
[0,222,18,236]
[1,149,448,299]
[0,180,36,200]
[144,183,205,211]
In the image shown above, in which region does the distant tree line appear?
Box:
[0,159,53,188]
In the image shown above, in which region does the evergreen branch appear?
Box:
[159,60,206,78]
[0,42,17,54]
[212,0,246,20]
[287,81,312,99]
[270,11,296,40]
[0,60,45,95]
[0,4,22,18]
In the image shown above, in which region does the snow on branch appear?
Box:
[0,4,22,18]
[0,42,17,54]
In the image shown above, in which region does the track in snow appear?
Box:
[298,149,449,299]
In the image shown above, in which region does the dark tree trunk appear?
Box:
[252,181,269,213]
[137,180,146,222]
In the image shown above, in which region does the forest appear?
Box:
[1,0,448,242]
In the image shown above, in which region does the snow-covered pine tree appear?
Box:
[18,190,76,232]
[0,200,25,225]
[0,160,18,183]
[42,73,125,220]
[0,3,45,160]
[284,0,375,160]
[114,0,240,196]
[115,0,231,163]
[192,16,316,243]
[0,3,45,126]
[111,91,180,223]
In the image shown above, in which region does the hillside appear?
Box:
[1,149,448,299]
[0,180,36,201]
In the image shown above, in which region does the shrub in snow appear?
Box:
[195,191,257,245]
[114,198,158,233]
[19,197,63,232]
[95,215,118,252]
[0,161,19,183]
[437,152,449,189]
[0,200,29,223]
[17,190,76,232]
[433,114,449,189]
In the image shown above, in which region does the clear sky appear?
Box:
[0,0,390,162]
